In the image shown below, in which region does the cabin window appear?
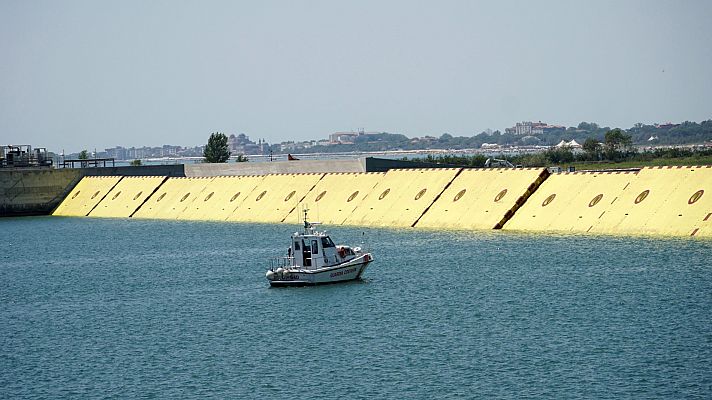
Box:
[321,237,335,248]
[294,241,300,250]
[311,240,319,255]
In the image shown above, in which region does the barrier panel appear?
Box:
[52,176,122,217]
[132,177,213,219]
[416,168,547,230]
[503,171,637,233]
[89,176,166,218]
[284,172,385,225]
[178,175,264,221]
[591,166,712,236]
[343,169,461,227]
[227,173,324,223]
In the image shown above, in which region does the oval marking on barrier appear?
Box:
[284,191,296,202]
[91,191,100,200]
[379,188,390,200]
[494,189,508,202]
[180,192,191,202]
[112,191,122,200]
[230,192,241,202]
[634,190,649,204]
[256,191,267,202]
[688,189,704,205]
[414,188,427,200]
[315,191,327,202]
[71,191,81,199]
[453,189,466,202]
[157,193,166,202]
[542,194,556,207]
[133,191,143,201]
[588,194,603,207]
[204,192,214,201]
[347,191,359,202]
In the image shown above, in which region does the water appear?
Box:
[1,217,711,399]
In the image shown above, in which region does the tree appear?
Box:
[582,138,602,160]
[604,128,632,160]
[78,150,89,160]
[235,154,248,162]
[439,133,453,142]
[130,159,142,166]
[203,132,231,163]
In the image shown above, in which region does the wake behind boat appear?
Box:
[266,209,374,287]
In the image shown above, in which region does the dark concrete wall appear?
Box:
[363,157,464,172]
[0,169,81,216]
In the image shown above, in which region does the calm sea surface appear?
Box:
[1,217,711,399]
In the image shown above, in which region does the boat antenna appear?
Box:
[303,207,310,232]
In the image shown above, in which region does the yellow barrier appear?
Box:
[132,177,213,219]
[591,166,712,236]
[227,173,324,223]
[416,168,547,230]
[89,176,166,218]
[343,169,461,227]
[52,176,123,217]
[285,172,385,225]
[178,175,264,221]
[503,171,637,233]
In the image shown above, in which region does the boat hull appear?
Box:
[269,254,372,287]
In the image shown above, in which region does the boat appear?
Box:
[266,209,374,286]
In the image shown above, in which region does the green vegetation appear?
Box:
[130,159,142,166]
[78,150,89,160]
[235,154,249,162]
[404,128,712,169]
[203,132,231,163]
[285,119,712,155]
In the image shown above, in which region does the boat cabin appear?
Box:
[289,229,357,270]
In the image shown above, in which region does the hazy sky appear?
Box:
[2,0,711,152]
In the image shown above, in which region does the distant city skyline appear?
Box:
[2,1,711,152]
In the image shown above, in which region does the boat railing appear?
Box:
[269,256,296,270]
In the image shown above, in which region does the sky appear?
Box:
[1,0,711,152]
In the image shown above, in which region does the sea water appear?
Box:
[1,217,711,399]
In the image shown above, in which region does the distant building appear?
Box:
[329,129,380,144]
[506,121,565,135]
[228,133,267,155]
[329,131,361,144]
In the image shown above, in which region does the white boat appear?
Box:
[266,210,374,287]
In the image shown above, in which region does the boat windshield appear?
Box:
[321,236,335,248]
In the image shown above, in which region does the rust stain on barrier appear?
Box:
[688,189,704,205]
[542,194,556,207]
[634,190,650,204]
[589,194,603,207]
[414,188,427,200]
[378,188,390,200]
